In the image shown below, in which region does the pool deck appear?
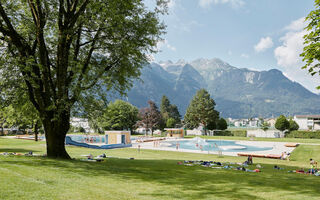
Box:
[131,138,296,157]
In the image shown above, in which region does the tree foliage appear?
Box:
[275,115,289,132]
[136,100,162,135]
[261,121,270,132]
[160,95,181,128]
[100,100,138,131]
[289,119,299,131]
[166,117,176,128]
[184,89,219,134]
[0,0,166,158]
[217,118,228,130]
[301,0,320,90]
[0,92,41,139]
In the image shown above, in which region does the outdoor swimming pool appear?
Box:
[165,138,273,152]
[66,135,106,143]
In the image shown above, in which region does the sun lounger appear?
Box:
[265,154,281,159]
[237,153,266,158]
[285,143,299,147]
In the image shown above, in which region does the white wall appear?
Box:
[247,129,284,138]
[186,130,204,136]
[293,116,309,130]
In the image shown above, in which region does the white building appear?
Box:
[135,127,152,135]
[70,117,94,133]
[232,118,263,128]
[293,115,320,130]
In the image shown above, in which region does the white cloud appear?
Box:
[241,53,249,58]
[274,18,320,93]
[199,0,245,9]
[157,39,176,51]
[274,31,306,67]
[171,19,203,33]
[284,17,306,31]
[168,0,176,9]
[254,37,274,53]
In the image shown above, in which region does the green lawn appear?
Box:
[1,137,320,200]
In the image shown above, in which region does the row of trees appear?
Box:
[260,115,299,133]
[135,89,227,135]
[1,89,226,138]
[85,95,182,135]
[275,115,299,132]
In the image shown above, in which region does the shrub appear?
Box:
[286,130,320,139]
[213,130,247,137]
[213,130,232,136]
[231,130,247,137]
[79,127,86,133]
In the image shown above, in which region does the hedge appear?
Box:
[214,130,233,136]
[285,130,320,139]
[231,130,247,137]
[214,130,247,137]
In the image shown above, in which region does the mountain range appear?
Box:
[124,58,320,118]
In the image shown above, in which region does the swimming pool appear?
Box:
[165,139,273,152]
[66,135,106,143]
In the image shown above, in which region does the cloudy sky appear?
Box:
[146,0,320,93]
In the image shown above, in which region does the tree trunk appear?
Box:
[42,111,71,159]
[0,125,3,136]
[34,120,39,142]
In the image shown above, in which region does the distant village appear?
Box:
[227,115,320,130]
[69,115,320,138]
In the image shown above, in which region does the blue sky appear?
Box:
[146,0,320,93]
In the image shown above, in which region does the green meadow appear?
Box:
[1,137,320,200]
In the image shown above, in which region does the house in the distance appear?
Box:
[70,117,95,133]
[265,118,276,128]
[293,115,320,130]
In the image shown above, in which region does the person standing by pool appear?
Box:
[247,155,253,165]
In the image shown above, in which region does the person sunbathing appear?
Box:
[310,158,318,174]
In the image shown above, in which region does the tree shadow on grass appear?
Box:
[2,157,320,200]
[0,148,40,153]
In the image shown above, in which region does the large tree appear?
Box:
[184,89,219,135]
[288,119,299,131]
[0,1,166,158]
[275,115,290,132]
[301,0,320,90]
[216,118,228,130]
[160,95,181,128]
[136,100,162,135]
[100,100,139,131]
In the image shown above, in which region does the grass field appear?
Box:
[1,137,320,200]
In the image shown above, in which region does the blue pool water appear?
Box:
[67,135,106,143]
[166,139,272,152]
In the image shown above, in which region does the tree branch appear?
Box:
[68,0,89,28]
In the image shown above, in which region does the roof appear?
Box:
[295,115,320,118]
